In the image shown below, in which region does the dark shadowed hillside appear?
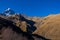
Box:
[0,14,49,40]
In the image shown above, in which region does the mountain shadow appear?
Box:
[19,14,50,40]
[20,14,36,33]
[0,17,50,40]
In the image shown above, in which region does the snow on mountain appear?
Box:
[1,8,15,16]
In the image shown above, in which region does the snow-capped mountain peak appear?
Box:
[5,8,11,11]
[1,8,15,16]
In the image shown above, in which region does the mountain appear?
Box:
[0,8,60,40]
[0,8,49,40]
[1,8,15,16]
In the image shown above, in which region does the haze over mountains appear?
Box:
[0,8,60,40]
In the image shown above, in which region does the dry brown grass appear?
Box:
[1,14,60,40]
[33,14,60,40]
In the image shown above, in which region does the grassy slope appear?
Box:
[33,14,60,40]
[1,14,60,40]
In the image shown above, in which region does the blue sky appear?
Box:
[0,0,60,16]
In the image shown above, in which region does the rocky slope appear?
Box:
[0,8,49,40]
[0,8,60,40]
[0,14,49,40]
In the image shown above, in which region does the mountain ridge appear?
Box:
[0,8,49,40]
[0,8,60,40]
